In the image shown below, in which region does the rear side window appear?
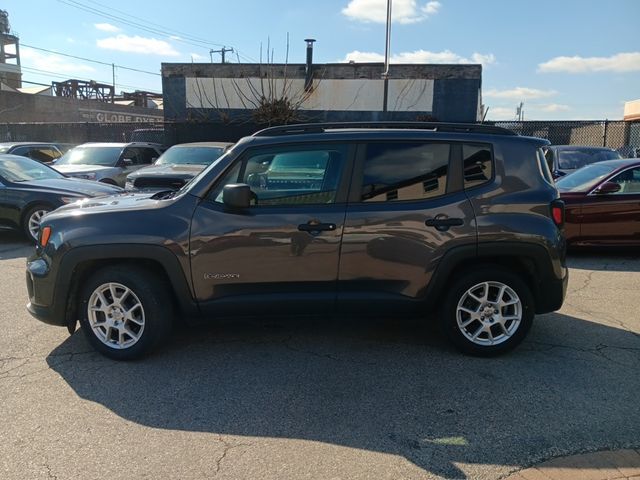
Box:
[463,144,493,188]
[360,142,450,202]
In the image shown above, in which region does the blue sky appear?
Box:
[4,0,639,120]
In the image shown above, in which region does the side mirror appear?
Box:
[223,183,252,209]
[594,182,621,194]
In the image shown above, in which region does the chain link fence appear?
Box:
[1,120,639,156]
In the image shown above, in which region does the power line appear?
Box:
[56,0,257,63]
[20,43,161,76]
[20,66,160,93]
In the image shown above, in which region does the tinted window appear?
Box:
[555,163,618,192]
[56,146,122,166]
[558,149,621,169]
[361,142,450,203]
[212,144,347,206]
[463,144,493,188]
[609,167,640,194]
[156,146,226,166]
[0,157,64,182]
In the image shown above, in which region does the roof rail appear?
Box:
[253,122,517,137]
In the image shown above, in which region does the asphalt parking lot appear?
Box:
[1,230,638,480]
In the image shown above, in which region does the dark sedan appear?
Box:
[0,154,122,241]
[0,142,63,164]
[543,145,621,179]
[556,158,640,246]
[125,142,232,191]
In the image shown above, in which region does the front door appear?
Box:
[190,143,353,315]
[580,166,640,245]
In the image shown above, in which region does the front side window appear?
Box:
[211,144,347,206]
[608,167,640,194]
[360,142,450,203]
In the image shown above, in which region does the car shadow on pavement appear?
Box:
[46,313,640,479]
[0,231,33,260]
[568,250,640,272]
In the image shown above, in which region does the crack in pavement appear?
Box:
[213,435,253,476]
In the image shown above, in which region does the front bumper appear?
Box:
[26,256,67,327]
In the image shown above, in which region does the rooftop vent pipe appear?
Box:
[304,38,316,91]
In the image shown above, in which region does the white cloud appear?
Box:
[485,106,516,120]
[96,34,180,56]
[537,103,570,113]
[342,0,441,24]
[21,48,95,74]
[343,49,495,67]
[538,52,640,73]
[94,23,121,33]
[484,87,557,100]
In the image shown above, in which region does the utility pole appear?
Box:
[111,63,115,103]
[516,102,524,121]
[210,46,234,63]
[382,0,392,114]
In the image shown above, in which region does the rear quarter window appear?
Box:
[463,144,493,188]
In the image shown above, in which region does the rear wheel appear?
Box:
[78,266,173,360]
[441,267,534,356]
[22,204,51,243]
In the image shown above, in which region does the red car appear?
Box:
[556,159,640,246]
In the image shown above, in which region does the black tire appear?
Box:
[440,266,534,356]
[21,204,52,243]
[78,266,173,360]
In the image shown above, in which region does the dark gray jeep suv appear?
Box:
[26,122,568,360]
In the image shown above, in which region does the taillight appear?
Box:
[551,200,564,227]
[40,226,52,247]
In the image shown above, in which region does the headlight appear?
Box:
[73,172,97,180]
[60,196,83,204]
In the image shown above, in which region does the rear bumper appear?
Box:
[535,265,568,314]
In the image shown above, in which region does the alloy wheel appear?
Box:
[456,281,522,346]
[87,282,146,349]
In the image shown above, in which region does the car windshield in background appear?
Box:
[155,147,225,166]
[555,163,618,192]
[56,146,122,166]
[0,157,65,182]
[557,149,621,169]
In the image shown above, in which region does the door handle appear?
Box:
[298,221,336,233]
[425,216,464,231]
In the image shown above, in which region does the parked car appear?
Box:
[543,145,621,178]
[52,142,164,187]
[556,158,640,247]
[0,154,122,241]
[0,142,63,164]
[125,142,232,191]
[26,122,567,360]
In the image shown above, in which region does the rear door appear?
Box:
[337,141,480,313]
[190,142,354,315]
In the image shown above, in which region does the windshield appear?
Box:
[0,156,65,182]
[555,163,618,192]
[558,149,621,169]
[156,146,225,166]
[56,146,123,166]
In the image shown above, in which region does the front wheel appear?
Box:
[78,266,173,360]
[441,267,534,356]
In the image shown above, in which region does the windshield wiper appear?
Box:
[150,189,177,200]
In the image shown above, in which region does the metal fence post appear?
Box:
[602,120,609,147]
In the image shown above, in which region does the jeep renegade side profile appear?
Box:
[26,122,568,360]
